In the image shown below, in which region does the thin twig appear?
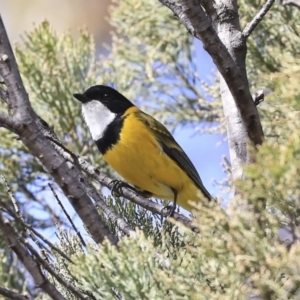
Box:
[0,198,73,264]
[21,184,64,227]
[222,155,232,174]
[0,173,50,262]
[0,214,67,300]
[21,237,88,300]
[0,173,20,214]
[243,0,275,38]
[48,183,87,248]
[0,286,29,300]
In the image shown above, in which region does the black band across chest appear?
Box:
[95,114,124,155]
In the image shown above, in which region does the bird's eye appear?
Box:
[103,93,109,98]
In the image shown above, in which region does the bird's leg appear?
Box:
[162,188,178,217]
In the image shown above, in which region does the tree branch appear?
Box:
[0,286,29,300]
[159,0,264,147]
[0,214,67,300]
[0,14,118,246]
[243,0,275,38]
[48,183,87,248]
[282,0,300,8]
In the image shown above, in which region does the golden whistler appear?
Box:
[74,85,212,212]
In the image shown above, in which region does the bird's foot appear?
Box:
[108,180,151,199]
[162,203,177,217]
[108,180,133,197]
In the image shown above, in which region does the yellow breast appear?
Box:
[103,107,200,211]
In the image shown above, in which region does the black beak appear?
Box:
[73,93,88,103]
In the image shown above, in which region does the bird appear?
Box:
[73,85,212,213]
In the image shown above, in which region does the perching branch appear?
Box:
[243,0,275,38]
[0,13,118,246]
[0,214,67,300]
[49,137,196,231]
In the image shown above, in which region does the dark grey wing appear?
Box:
[161,142,212,201]
[138,111,212,201]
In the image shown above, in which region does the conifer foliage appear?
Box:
[0,0,299,299]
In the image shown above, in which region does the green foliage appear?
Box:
[66,196,299,299]
[240,0,300,100]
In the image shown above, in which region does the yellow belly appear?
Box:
[103,110,200,211]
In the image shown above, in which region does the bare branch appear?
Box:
[0,286,29,300]
[159,0,264,147]
[0,214,67,300]
[243,0,275,39]
[282,0,300,8]
[0,14,118,246]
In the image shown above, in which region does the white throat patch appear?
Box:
[81,100,116,141]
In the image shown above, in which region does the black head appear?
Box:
[73,85,134,114]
